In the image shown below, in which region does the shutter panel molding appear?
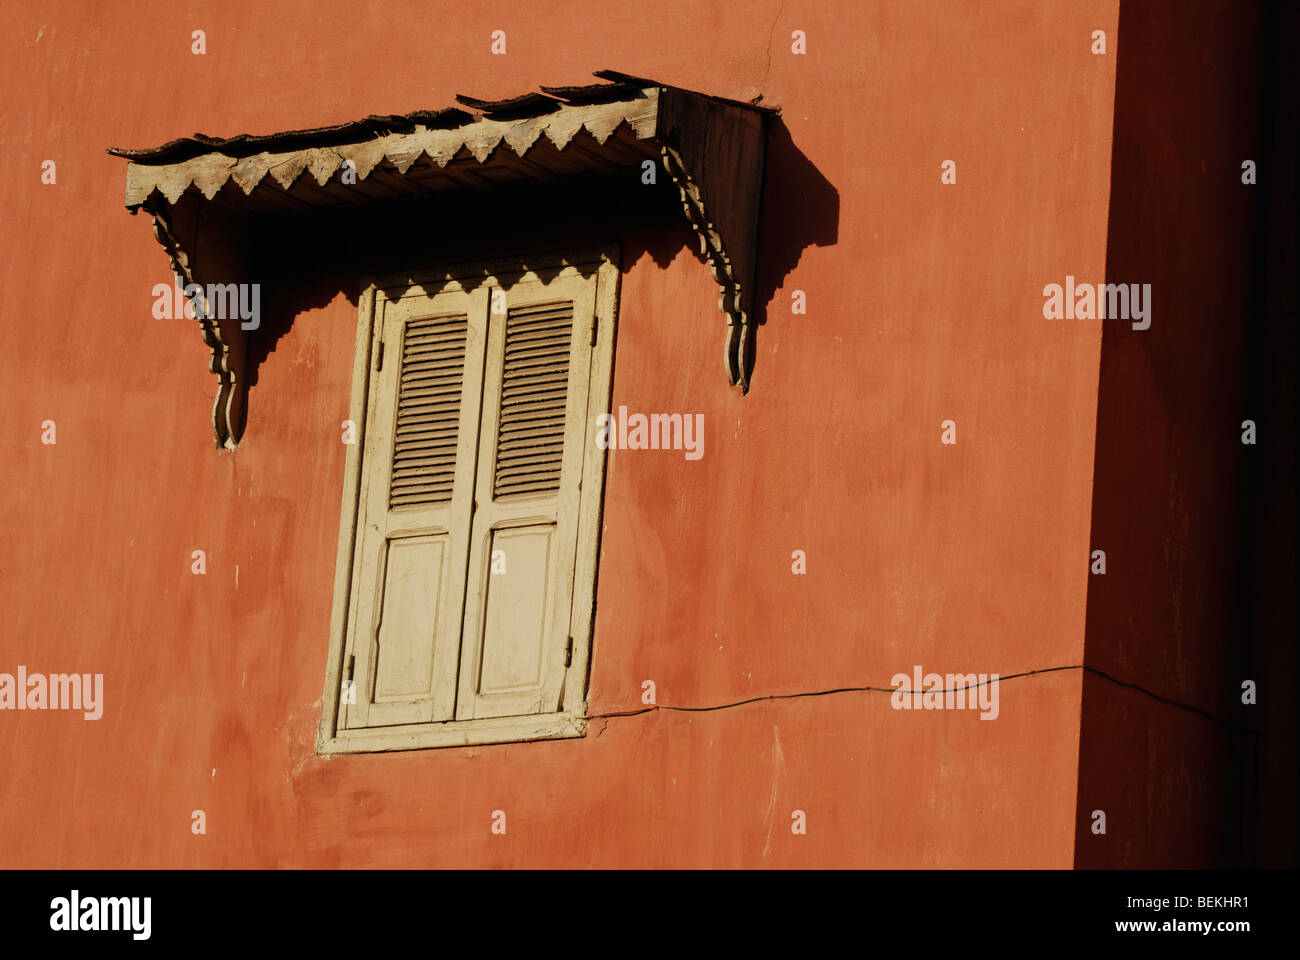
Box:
[340,287,488,731]
[319,249,620,754]
[457,282,595,721]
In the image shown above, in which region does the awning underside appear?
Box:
[110,71,773,446]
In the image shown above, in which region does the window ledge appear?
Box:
[318,712,587,755]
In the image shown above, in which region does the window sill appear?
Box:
[317,711,588,755]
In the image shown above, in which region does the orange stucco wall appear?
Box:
[1,0,1121,867]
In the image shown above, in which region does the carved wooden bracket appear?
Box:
[653,85,769,392]
[142,197,249,449]
[110,72,773,443]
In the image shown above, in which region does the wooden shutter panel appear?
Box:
[342,286,489,729]
[456,276,597,720]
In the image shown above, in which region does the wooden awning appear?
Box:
[110,71,774,446]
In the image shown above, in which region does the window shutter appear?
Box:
[325,255,617,752]
[342,287,489,729]
[456,276,597,720]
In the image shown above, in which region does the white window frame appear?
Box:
[316,248,619,754]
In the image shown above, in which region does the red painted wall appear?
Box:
[3,0,1124,867]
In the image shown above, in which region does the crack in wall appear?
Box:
[762,0,784,93]
[587,664,1257,734]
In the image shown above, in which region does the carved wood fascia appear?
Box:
[117,94,661,209]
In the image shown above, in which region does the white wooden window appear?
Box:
[318,252,618,753]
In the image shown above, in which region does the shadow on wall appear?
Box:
[746,118,840,383]
[226,116,837,439]
[1075,0,1296,868]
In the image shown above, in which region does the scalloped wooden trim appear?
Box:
[123,93,661,209]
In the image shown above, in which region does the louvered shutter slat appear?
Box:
[389,315,468,510]
[493,302,573,499]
